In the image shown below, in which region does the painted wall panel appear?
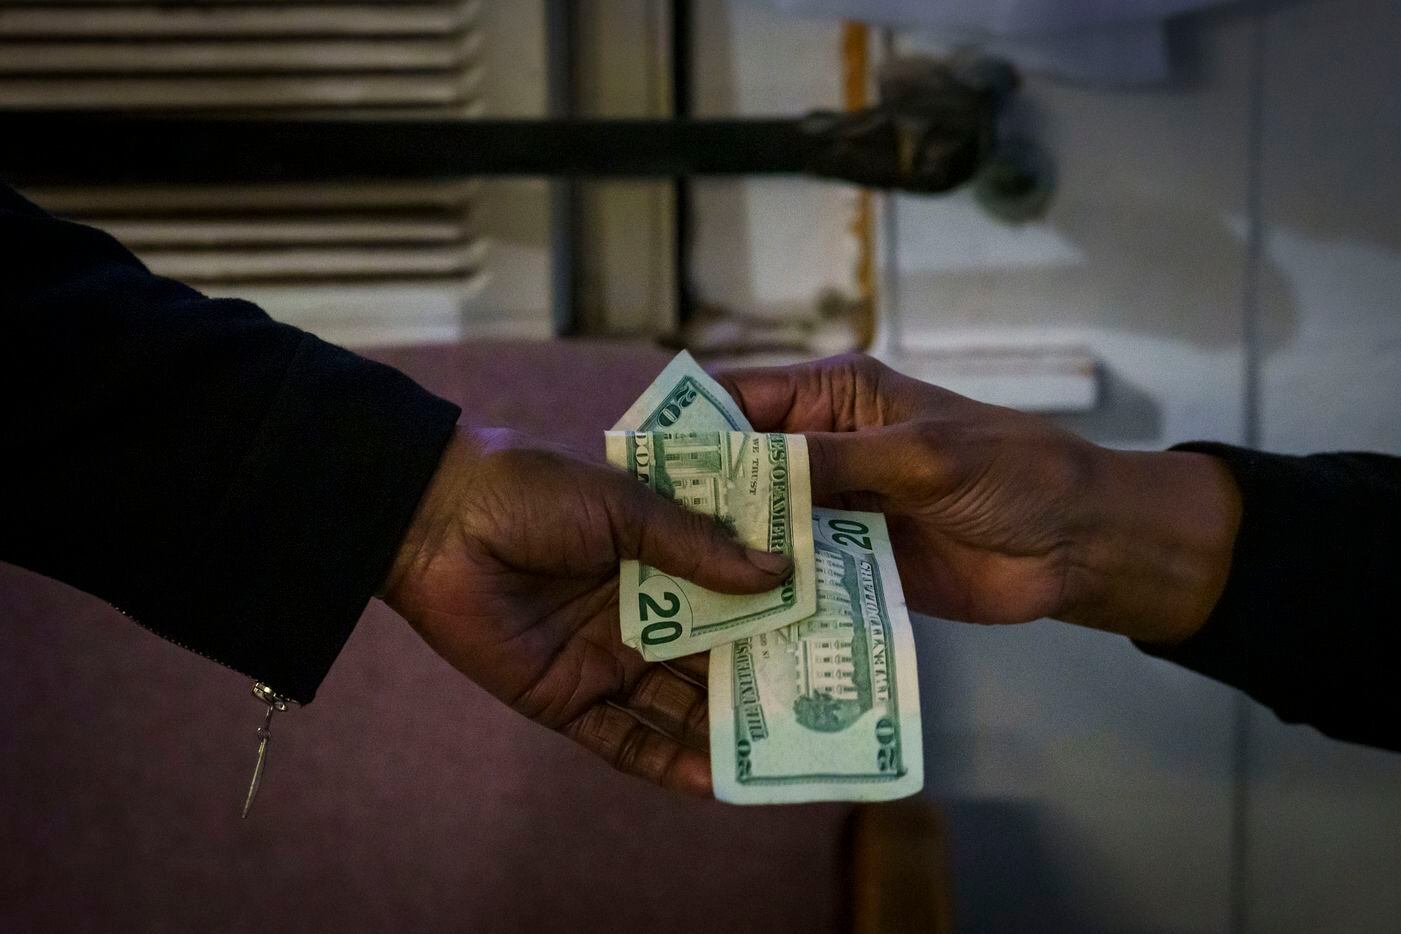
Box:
[1244,2,1401,931]
[886,10,1259,932]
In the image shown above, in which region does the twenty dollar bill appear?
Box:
[606,430,817,661]
[709,508,924,804]
[611,349,753,433]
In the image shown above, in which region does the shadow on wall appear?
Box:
[888,4,1306,450]
[1054,367,1164,443]
[891,195,1300,353]
[1163,0,1310,91]
[891,174,1306,451]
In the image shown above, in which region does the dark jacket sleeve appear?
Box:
[1140,442,1401,751]
[0,183,461,703]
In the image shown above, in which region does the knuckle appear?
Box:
[905,422,961,486]
[568,704,608,743]
[910,418,962,452]
[627,668,663,710]
[614,722,651,775]
[814,353,890,427]
[679,504,724,544]
[808,434,838,480]
[630,670,702,737]
[608,475,659,547]
[834,352,888,388]
[671,521,714,579]
[564,705,611,758]
[682,697,709,742]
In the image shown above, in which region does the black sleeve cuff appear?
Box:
[147,335,460,703]
[1137,442,1401,750]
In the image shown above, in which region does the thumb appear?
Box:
[805,425,953,502]
[804,430,888,502]
[610,474,792,595]
[714,366,805,431]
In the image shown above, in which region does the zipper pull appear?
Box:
[241,682,294,819]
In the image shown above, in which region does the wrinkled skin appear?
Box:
[384,427,790,796]
[719,355,1097,626]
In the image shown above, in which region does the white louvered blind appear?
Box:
[0,0,482,113]
[24,182,483,286]
[5,0,491,346]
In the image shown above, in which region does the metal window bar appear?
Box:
[0,1,1028,334]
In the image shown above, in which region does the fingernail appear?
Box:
[746,548,791,576]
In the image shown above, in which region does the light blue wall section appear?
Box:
[889,10,1256,932]
[890,4,1401,930]
[1242,2,1401,932]
[696,2,1400,930]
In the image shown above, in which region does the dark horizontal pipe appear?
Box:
[0,113,817,185]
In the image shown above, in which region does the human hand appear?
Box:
[718,355,1241,644]
[382,427,791,795]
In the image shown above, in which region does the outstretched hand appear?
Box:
[718,355,1240,644]
[382,427,790,795]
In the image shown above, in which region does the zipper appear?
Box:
[107,601,275,687]
[108,601,297,817]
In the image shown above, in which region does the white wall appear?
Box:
[889,10,1253,933]
[694,1,1401,931]
[1242,2,1401,931]
[691,0,856,320]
